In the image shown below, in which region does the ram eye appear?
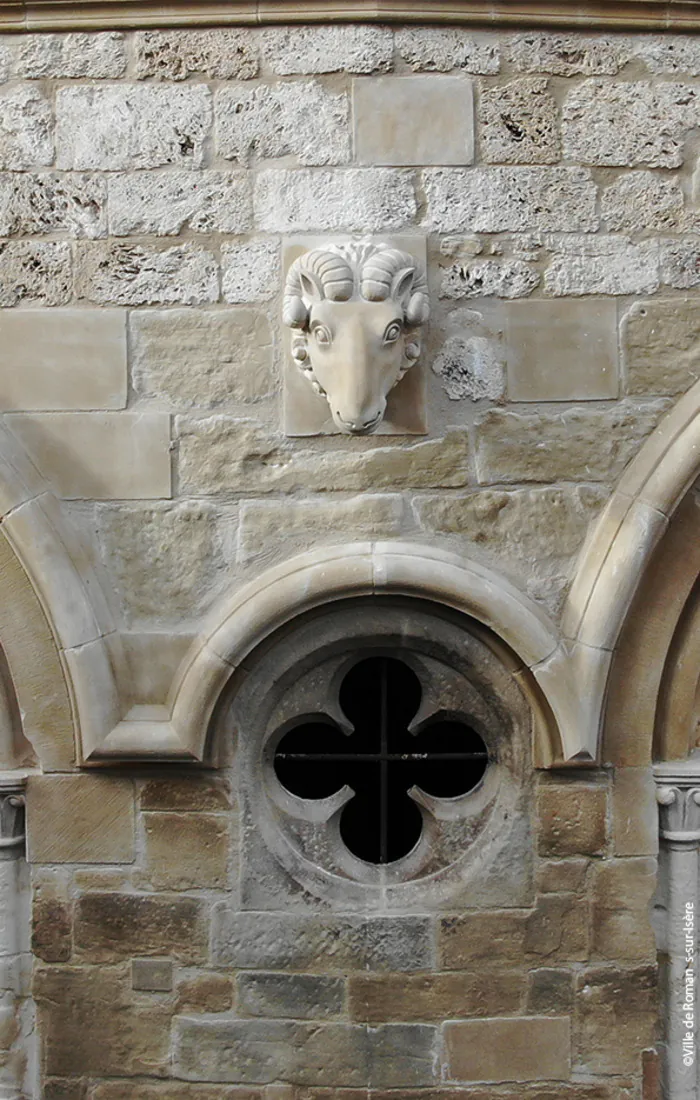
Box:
[384,321,403,344]
[313,325,332,346]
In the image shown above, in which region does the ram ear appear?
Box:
[390,266,415,308]
[299,269,324,303]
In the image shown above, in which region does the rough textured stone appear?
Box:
[431,314,505,401]
[423,167,597,232]
[544,235,659,296]
[0,241,72,307]
[221,239,279,304]
[0,85,52,169]
[575,965,658,1074]
[592,858,657,961]
[239,495,404,562]
[175,974,234,1014]
[27,775,135,864]
[349,971,523,1022]
[660,237,700,288]
[238,973,345,1020]
[439,256,539,299]
[32,897,72,963]
[396,27,500,73]
[601,171,685,233]
[563,80,700,167]
[131,959,173,993]
[621,298,700,396]
[92,1087,261,1099]
[75,242,218,306]
[75,893,206,963]
[355,76,473,167]
[262,25,393,74]
[634,34,700,74]
[538,784,608,857]
[444,1016,570,1082]
[537,859,590,894]
[131,309,273,407]
[177,418,470,494]
[479,77,560,163]
[527,968,575,1015]
[140,776,231,812]
[217,83,350,167]
[524,893,589,961]
[134,28,258,79]
[212,910,432,972]
[140,813,229,890]
[254,169,417,232]
[0,173,106,238]
[108,171,252,236]
[506,33,625,74]
[475,402,665,484]
[56,85,211,170]
[97,503,226,625]
[16,32,126,77]
[440,911,528,968]
[612,767,658,856]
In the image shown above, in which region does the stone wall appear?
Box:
[0,18,693,1098]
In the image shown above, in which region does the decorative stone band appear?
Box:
[3,0,700,31]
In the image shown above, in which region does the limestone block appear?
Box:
[355,76,473,167]
[32,896,71,963]
[444,1016,570,1082]
[56,85,212,170]
[537,784,608,857]
[395,27,499,73]
[475,402,666,484]
[131,309,273,407]
[479,77,560,164]
[34,965,170,1077]
[633,35,700,74]
[0,85,52,169]
[527,968,574,1015]
[262,24,393,74]
[601,171,685,233]
[175,973,233,1014]
[563,80,700,167]
[140,776,231,812]
[26,775,135,864]
[140,813,229,890]
[238,496,404,563]
[0,40,12,81]
[622,299,700,396]
[0,241,72,307]
[221,239,279,304]
[574,965,657,1074]
[524,894,589,961]
[96,503,225,624]
[543,235,659,296]
[0,172,106,238]
[537,859,590,893]
[217,83,350,167]
[660,237,700,288]
[75,242,218,306]
[16,32,126,77]
[432,324,505,402]
[177,417,470,494]
[349,971,524,1022]
[173,1018,436,1087]
[91,1086,261,1099]
[131,959,173,992]
[7,412,171,500]
[254,169,417,233]
[212,910,432,971]
[237,973,345,1020]
[423,168,597,232]
[507,299,618,401]
[134,28,258,79]
[439,257,539,299]
[612,767,659,856]
[108,171,252,236]
[0,309,126,410]
[439,911,528,968]
[74,893,207,963]
[506,33,625,74]
[591,858,657,961]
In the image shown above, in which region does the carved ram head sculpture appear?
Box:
[283,240,429,435]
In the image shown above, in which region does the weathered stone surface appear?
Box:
[108,171,252,236]
[0,172,106,238]
[439,256,539,300]
[440,911,528,968]
[141,813,229,890]
[432,322,505,402]
[75,242,218,306]
[177,418,470,494]
[506,33,624,74]
[575,965,658,1074]
[140,776,231,812]
[238,973,345,1020]
[97,503,225,625]
[660,237,700,288]
[0,242,71,307]
[544,235,659,296]
[217,83,350,167]
[75,893,207,963]
[43,1081,86,1100]
[592,858,657,961]
[444,1016,570,1082]
[131,958,173,992]
[131,309,273,407]
[475,402,665,484]
[622,298,700,397]
[0,85,52,169]
[34,965,170,1077]
[56,85,211,170]
[355,76,473,167]
[396,27,499,73]
[601,171,685,233]
[563,80,700,167]
[27,775,135,864]
[176,973,234,1014]
[634,34,700,74]
[0,309,126,410]
[92,1086,261,1099]
[525,893,589,961]
[612,767,658,856]
[212,910,432,972]
[221,239,279,304]
[254,169,417,232]
[349,971,523,1022]
[32,896,72,963]
[134,28,258,79]
[479,77,559,163]
[537,859,590,894]
[8,412,171,499]
[507,299,618,400]
[174,1018,436,1087]
[527,968,574,1015]
[239,495,404,562]
[538,784,608,857]
[293,1091,625,1100]
[423,168,597,232]
[262,25,393,74]
[16,32,126,77]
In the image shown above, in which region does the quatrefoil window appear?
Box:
[273,655,488,864]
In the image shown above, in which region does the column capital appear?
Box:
[0,773,27,855]
[654,757,700,843]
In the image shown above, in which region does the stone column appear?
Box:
[0,776,30,1100]
[655,759,700,1100]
